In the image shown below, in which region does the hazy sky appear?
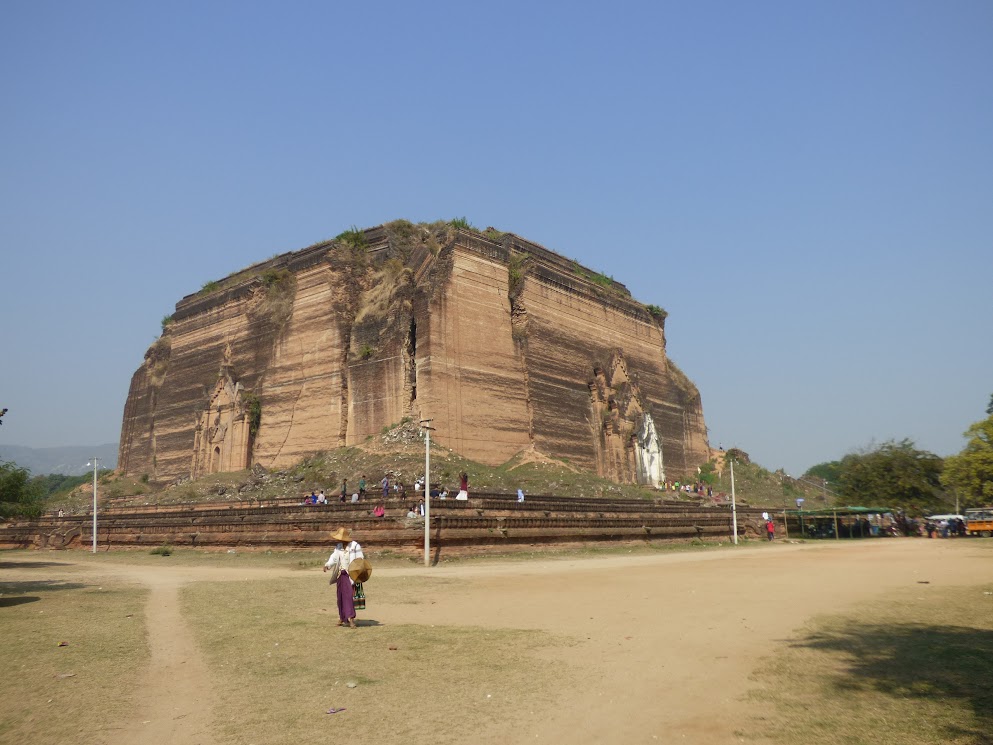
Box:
[1,1,990,476]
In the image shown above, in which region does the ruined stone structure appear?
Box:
[118,222,709,484]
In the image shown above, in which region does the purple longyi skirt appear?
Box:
[336,571,355,621]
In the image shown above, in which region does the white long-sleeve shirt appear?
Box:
[325,541,364,583]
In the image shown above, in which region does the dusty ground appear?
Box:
[4,539,989,744]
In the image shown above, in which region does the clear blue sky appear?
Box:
[1,0,990,476]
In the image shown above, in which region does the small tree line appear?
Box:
[0,464,113,519]
[806,397,993,515]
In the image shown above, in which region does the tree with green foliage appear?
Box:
[28,471,111,500]
[698,460,717,485]
[0,461,44,518]
[942,415,993,508]
[837,439,946,516]
[804,460,842,487]
[986,393,993,417]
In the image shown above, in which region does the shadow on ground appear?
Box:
[0,595,41,607]
[792,621,993,744]
[0,580,87,596]
[0,560,75,569]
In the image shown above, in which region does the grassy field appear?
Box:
[181,574,571,745]
[747,581,993,744]
[0,565,148,744]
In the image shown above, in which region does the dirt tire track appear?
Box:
[107,573,217,745]
[96,564,297,745]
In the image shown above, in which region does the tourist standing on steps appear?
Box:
[323,527,364,628]
[340,479,348,503]
[457,471,469,500]
[358,474,367,500]
[765,519,775,541]
[381,474,390,500]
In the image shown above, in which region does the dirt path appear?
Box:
[106,573,215,745]
[7,539,989,744]
[79,564,298,745]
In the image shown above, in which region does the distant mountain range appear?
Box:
[0,443,118,476]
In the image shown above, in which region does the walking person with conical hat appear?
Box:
[323,527,366,628]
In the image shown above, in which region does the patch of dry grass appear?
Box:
[353,262,408,324]
[181,575,571,745]
[746,583,993,745]
[0,569,147,744]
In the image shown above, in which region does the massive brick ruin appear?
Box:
[118,222,709,485]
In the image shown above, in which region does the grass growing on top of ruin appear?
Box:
[745,581,993,745]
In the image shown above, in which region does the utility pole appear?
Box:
[420,420,434,567]
[730,456,738,545]
[87,458,100,553]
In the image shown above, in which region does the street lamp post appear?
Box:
[87,458,100,553]
[420,420,434,567]
[730,455,738,545]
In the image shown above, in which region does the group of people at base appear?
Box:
[926,518,967,538]
[380,471,471,501]
[301,475,369,505]
[662,479,715,498]
[307,471,474,517]
[302,470,475,508]
[302,490,328,505]
[323,527,371,628]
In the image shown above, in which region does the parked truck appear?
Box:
[965,507,993,537]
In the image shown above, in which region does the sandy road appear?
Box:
[378,540,991,743]
[6,539,989,745]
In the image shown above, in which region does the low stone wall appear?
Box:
[0,494,775,556]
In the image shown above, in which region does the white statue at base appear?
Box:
[635,413,664,488]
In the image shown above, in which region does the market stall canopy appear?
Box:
[785,506,892,516]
